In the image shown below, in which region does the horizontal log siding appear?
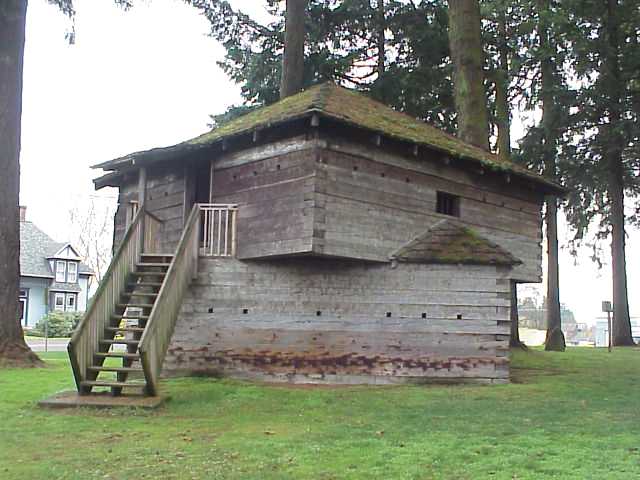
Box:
[164,257,512,384]
[113,166,186,253]
[314,139,543,282]
[211,145,317,258]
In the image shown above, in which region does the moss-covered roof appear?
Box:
[391,220,522,266]
[94,82,562,193]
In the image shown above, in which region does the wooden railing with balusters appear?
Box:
[200,204,238,257]
[138,204,201,396]
[67,209,162,393]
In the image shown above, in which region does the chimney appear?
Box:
[19,206,27,222]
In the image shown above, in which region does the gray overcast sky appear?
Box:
[19,0,639,325]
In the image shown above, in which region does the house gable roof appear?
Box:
[19,221,93,278]
[391,220,522,266]
[94,83,563,194]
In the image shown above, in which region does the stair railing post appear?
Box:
[138,166,147,254]
[193,204,200,281]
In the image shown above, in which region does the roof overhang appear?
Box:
[92,83,567,197]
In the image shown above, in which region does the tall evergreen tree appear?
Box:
[0,0,40,366]
[446,0,489,149]
[537,0,565,351]
[560,0,639,346]
[193,0,456,131]
[280,0,308,98]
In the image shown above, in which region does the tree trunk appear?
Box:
[604,0,634,346]
[538,0,565,351]
[280,0,307,99]
[0,0,42,366]
[494,7,510,161]
[446,0,489,150]
[510,281,525,348]
[376,0,385,81]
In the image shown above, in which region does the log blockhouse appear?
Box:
[69,83,563,396]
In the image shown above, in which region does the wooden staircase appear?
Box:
[79,254,173,396]
[68,206,202,398]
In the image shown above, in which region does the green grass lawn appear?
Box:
[23,335,70,341]
[0,349,639,480]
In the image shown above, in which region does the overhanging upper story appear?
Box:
[93,83,564,283]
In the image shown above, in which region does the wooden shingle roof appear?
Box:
[391,220,522,266]
[94,82,562,194]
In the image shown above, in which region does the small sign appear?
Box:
[602,301,613,313]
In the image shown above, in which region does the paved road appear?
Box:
[27,338,69,352]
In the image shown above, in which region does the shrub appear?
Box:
[32,312,83,338]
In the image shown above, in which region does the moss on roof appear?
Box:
[391,220,522,266]
[95,82,561,192]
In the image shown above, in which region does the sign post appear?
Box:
[602,301,613,353]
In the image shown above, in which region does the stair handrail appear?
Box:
[68,208,160,392]
[138,203,201,396]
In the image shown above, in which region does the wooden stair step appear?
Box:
[105,326,145,333]
[117,303,155,309]
[88,366,142,374]
[111,314,149,320]
[95,352,140,359]
[123,292,159,298]
[80,380,145,389]
[100,339,140,346]
[128,282,163,288]
[136,262,170,268]
[131,271,167,277]
[141,253,174,259]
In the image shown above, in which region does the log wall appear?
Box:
[164,257,512,384]
[313,137,543,282]
[111,132,543,282]
[113,165,186,253]
[211,135,317,258]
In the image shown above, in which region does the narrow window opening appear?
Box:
[276,164,281,170]
[242,308,249,315]
[405,177,410,183]
[353,165,359,172]
[456,314,463,320]
[233,174,237,180]
[436,191,460,217]
[253,171,258,176]
[421,313,427,319]
[386,312,392,318]
[380,172,385,178]
[316,311,322,316]
[208,307,214,314]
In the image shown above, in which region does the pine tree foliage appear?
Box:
[189,0,456,131]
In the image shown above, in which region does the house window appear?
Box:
[66,293,76,312]
[436,191,460,217]
[54,293,65,311]
[19,289,29,325]
[55,261,66,282]
[67,262,78,283]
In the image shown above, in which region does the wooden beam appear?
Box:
[138,167,147,207]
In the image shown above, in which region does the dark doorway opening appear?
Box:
[194,162,211,205]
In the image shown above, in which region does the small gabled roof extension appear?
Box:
[94,82,563,194]
[391,220,522,266]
